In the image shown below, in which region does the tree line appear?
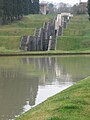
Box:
[0,0,39,24]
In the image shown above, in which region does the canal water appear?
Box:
[0,55,90,120]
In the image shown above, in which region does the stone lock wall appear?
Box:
[20,13,73,51]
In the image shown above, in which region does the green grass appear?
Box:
[0,28,35,36]
[0,36,20,50]
[57,36,90,51]
[16,77,90,120]
[57,15,90,52]
[0,14,55,51]
[0,14,55,29]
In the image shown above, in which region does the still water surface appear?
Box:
[0,55,90,120]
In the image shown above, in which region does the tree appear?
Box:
[23,0,29,15]
[57,2,72,13]
[29,0,39,14]
[47,3,54,14]
[0,0,40,24]
[0,0,4,22]
[34,0,39,14]
[29,0,34,14]
[88,0,90,19]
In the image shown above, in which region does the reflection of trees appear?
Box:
[0,67,39,120]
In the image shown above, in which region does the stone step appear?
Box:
[20,36,28,50]
[50,36,56,50]
[34,28,40,37]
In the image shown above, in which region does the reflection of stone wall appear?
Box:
[21,57,72,85]
[0,68,19,80]
[21,57,56,85]
[20,56,90,85]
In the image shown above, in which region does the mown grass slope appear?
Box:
[0,14,55,51]
[16,77,90,120]
[57,15,90,52]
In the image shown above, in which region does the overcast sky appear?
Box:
[40,0,87,5]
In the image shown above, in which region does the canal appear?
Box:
[0,55,90,120]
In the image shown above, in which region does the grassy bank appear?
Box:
[57,15,90,52]
[0,50,90,56]
[0,14,55,51]
[16,77,90,120]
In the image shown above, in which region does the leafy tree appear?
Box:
[88,0,90,20]
[0,0,40,24]
[23,0,29,15]
[29,0,39,14]
[33,0,39,14]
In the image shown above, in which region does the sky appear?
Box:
[40,0,88,6]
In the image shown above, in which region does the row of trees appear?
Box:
[47,2,87,14]
[0,0,39,24]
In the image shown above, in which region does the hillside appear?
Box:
[0,14,90,54]
[57,15,90,52]
[0,14,55,52]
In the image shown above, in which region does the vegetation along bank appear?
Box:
[16,77,90,120]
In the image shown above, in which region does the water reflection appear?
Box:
[0,71,39,119]
[0,56,90,120]
[21,57,73,85]
[23,101,31,113]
